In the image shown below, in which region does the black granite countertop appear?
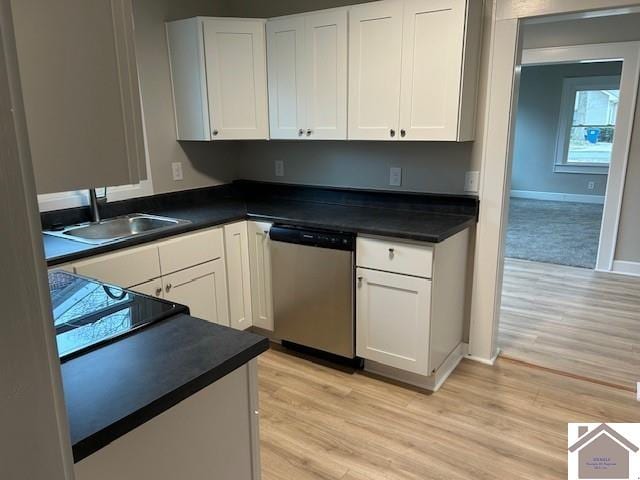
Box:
[44,181,478,267]
[62,313,269,462]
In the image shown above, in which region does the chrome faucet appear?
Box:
[88,188,107,223]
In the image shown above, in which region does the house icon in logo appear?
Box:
[569,424,639,479]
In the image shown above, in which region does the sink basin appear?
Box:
[44,214,191,245]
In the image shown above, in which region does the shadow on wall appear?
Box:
[235,140,474,194]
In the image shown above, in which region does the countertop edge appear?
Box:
[71,336,270,463]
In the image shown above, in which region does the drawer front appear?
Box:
[73,244,161,288]
[356,236,433,278]
[158,228,224,275]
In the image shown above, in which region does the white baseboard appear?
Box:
[363,343,467,392]
[612,260,640,277]
[466,348,500,366]
[511,190,605,204]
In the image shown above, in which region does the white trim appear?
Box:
[553,164,609,175]
[466,348,501,366]
[510,190,605,204]
[363,343,467,392]
[611,260,640,277]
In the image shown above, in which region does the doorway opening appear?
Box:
[497,35,640,391]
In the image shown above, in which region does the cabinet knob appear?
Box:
[306,129,312,136]
[212,129,219,136]
[165,283,172,293]
[390,129,396,138]
[357,276,363,288]
[298,129,304,136]
[155,287,162,297]
[388,248,395,259]
[400,129,406,138]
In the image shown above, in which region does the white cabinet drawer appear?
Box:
[158,228,224,276]
[73,244,161,288]
[356,236,433,278]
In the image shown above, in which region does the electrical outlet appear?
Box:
[171,162,183,181]
[275,160,284,177]
[465,171,480,193]
[389,167,402,187]
[588,181,595,190]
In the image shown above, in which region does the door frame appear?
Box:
[520,42,640,272]
[468,1,640,363]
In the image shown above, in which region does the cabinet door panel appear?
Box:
[157,228,224,277]
[203,19,269,139]
[247,222,274,331]
[224,222,253,330]
[399,0,466,141]
[267,17,306,139]
[164,260,230,326]
[356,268,431,375]
[348,1,403,140]
[305,9,348,140]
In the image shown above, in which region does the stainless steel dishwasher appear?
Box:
[270,225,355,359]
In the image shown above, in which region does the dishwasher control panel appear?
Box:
[270,225,355,251]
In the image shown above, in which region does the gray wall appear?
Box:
[521,14,640,264]
[511,62,622,197]
[237,141,472,194]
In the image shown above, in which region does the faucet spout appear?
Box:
[88,188,106,223]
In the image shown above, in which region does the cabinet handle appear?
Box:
[212,129,219,136]
[306,129,312,137]
[165,283,172,293]
[390,129,396,138]
[357,276,363,288]
[400,129,406,138]
[155,287,162,297]
[388,248,395,259]
[298,129,304,136]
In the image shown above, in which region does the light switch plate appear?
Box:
[389,167,402,187]
[464,171,480,193]
[171,162,183,181]
[275,160,284,177]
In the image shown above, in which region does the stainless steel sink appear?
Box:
[44,214,191,245]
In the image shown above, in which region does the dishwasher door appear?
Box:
[271,241,355,358]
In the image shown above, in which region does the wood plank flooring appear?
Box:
[258,348,640,480]
[499,258,640,390]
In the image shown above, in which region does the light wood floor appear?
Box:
[258,348,639,480]
[499,258,640,390]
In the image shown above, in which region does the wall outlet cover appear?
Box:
[171,162,183,181]
[275,160,284,177]
[465,171,480,193]
[389,167,402,187]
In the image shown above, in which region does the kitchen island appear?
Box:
[51,272,269,479]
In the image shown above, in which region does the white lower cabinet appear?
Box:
[130,279,163,299]
[163,260,230,327]
[356,268,432,375]
[247,221,274,331]
[224,222,253,330]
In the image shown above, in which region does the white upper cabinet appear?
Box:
[349,0,482,141]
[348,1,404,141]
[266,17,307,139]
[267,9,348,140]
[167,17,269,141]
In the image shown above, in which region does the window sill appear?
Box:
[553,164,609,175]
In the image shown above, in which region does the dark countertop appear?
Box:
[45,194,476,267]
[62,313,269,462]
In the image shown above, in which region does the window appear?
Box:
[554,75,621,175]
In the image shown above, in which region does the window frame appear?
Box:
[554,75,621,175]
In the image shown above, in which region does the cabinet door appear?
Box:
[266,17,307,140]
[348,1,403,141]
[129,279,164,299]
[203,19,269,140]
[157,228,224,277]
[305,9,348,140]
[399,0,466,141]
[356,268,431,375]
[224,222,253,330]
[247,222,274,331]
[73,244,161,289]
[163,260,230,326]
